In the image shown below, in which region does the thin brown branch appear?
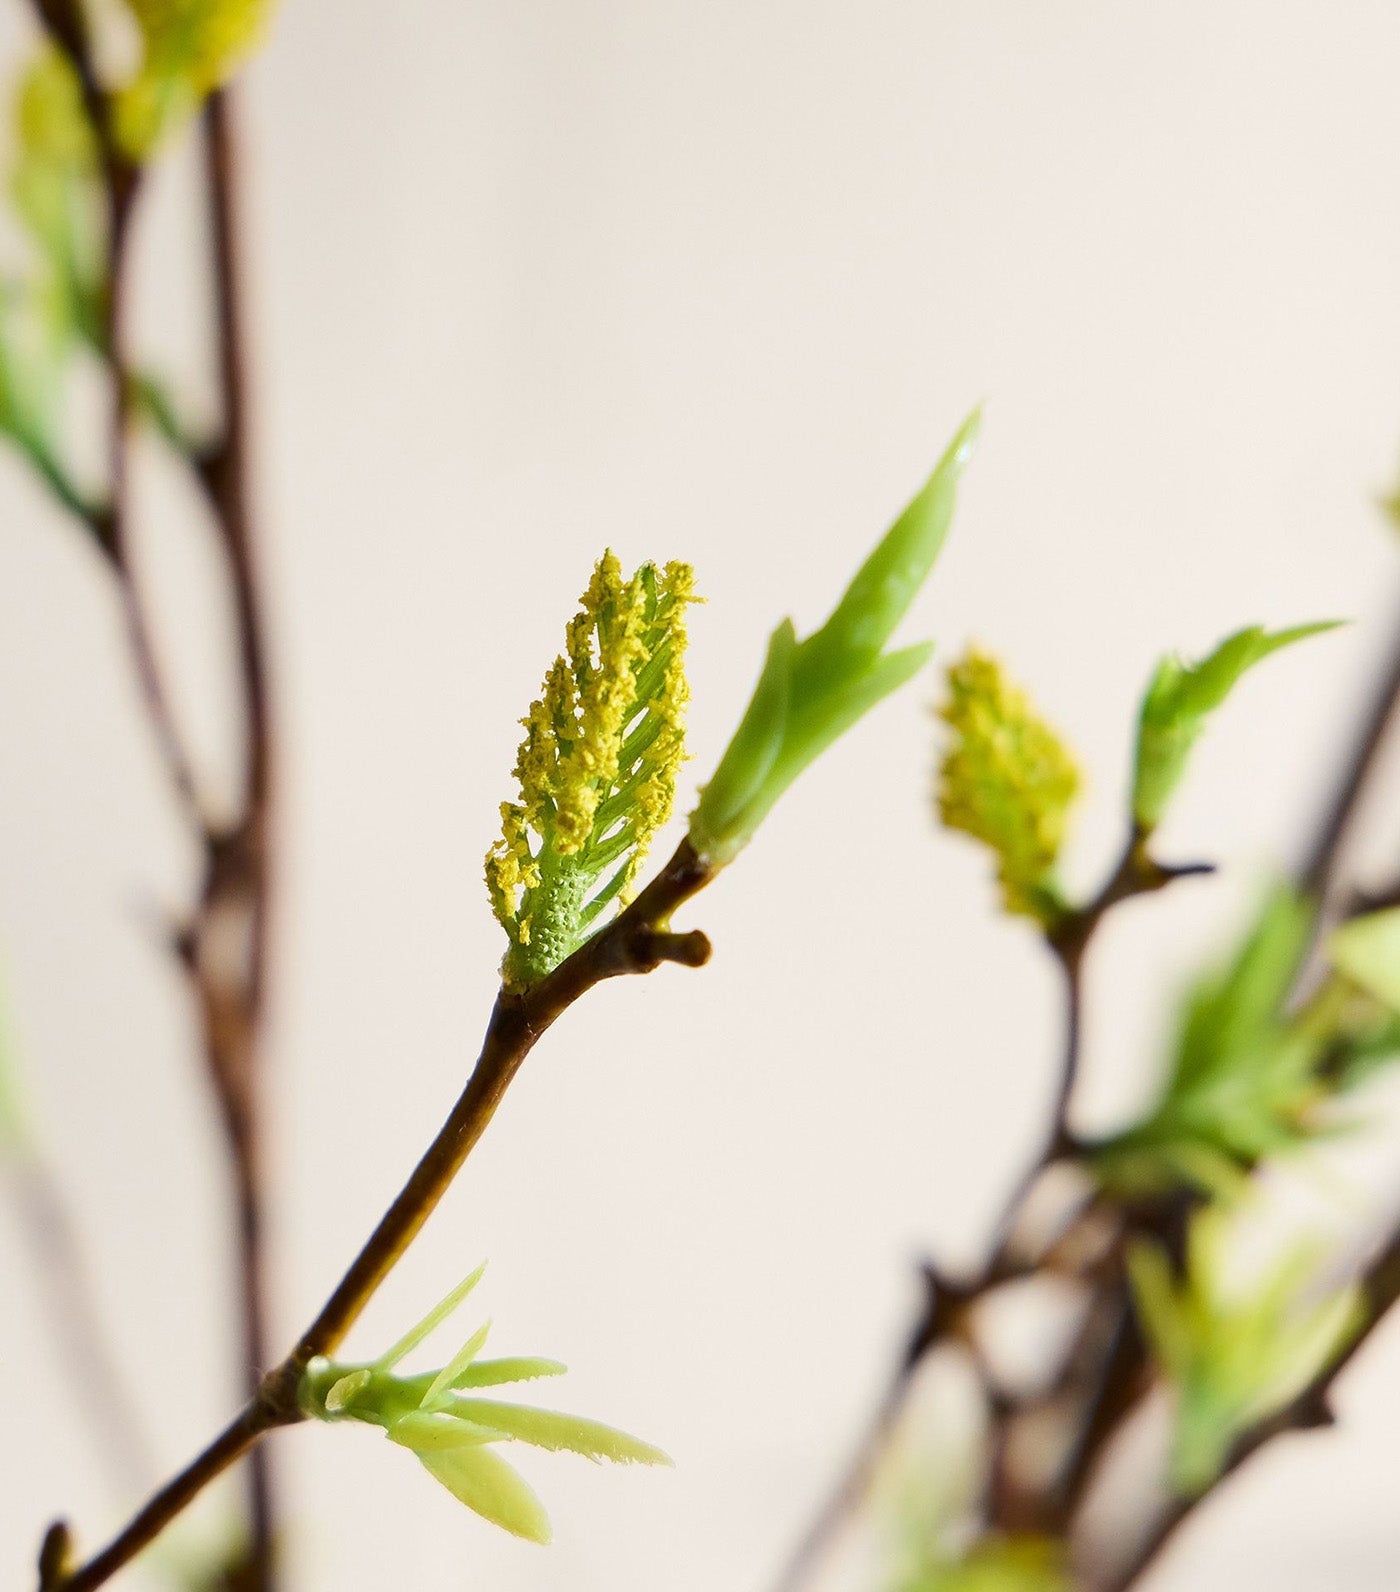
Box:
[770,831,1211,1592]
[193,86,278,1592]
[24,9,281,1582]
[6,1153,159,1497]
[43,837,716,1590]
[40,1410,270,1592]
[1300,594,1400,903]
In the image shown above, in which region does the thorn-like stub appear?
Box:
[629,927,712,972]
[37,1520,73,1590]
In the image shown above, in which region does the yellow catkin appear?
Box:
[484,552,698,982]
[937,647,1080,920]
[14,49,94,171]
[126,0,276,89]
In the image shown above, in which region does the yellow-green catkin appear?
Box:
[14,50,95,174]
[126,0,275,89]
[485,553,697,986]
[937,648,1079,923]
[117,0,277,155]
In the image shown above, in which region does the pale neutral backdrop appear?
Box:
[4,3,1400,1589]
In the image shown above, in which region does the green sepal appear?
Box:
[689,410,978,865]
[1132,622,1341,831]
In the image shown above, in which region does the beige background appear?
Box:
[5,2,1400,1587]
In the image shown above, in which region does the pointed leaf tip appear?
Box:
[417,1444,553,1543]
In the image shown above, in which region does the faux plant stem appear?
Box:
[40,839,714,1591]
[22,7,283,1581]
[1300,592,1400,901]
[770,828,1210,1592]
[195,85,279,1589]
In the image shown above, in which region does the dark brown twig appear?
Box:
[41,837,716,1591]
[22,7,281,1582]
[190,87,278,1591]
[1300,596,1400,903]
[771,831,1211,1592]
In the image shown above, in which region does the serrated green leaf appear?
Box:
[452,1357,568,1389]
[416,1444,552,1543]
[1132,622,1341,830]
[449,1398,671,1466]
[387,1411,505,1451]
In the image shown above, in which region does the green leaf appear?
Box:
[448,1398,672,1466]
[1091,885,1323,1196]
[387,1411,505,1451]
[689,410,978,865]
[452,1356,568,1389]
[372,1263,486,1372]
[1330,907,1400,1013]
[420,1320,492,1407]
[1129,1208,1362,1495]
[1132,622,1341,830]
[415,1444,552,1543]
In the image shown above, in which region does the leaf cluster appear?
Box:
[1128,1208,1362,1494]
[689,410,979,866]
[300,1266,668,1545]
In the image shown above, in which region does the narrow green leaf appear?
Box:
[688,410,977,865]
[449,1398,671,1466]
[420,1320,492,1408]
[373,1262,486,1371]
[453,1357,568,1389]
[800,407,980,678]
[689,619,794,861]
[388,1411,505,1451]
[416,1444,552,1543]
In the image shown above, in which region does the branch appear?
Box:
[770,828,1211,1592]
[23,9,281,1582]
[1300,594,1400,903]
[1098,1219,1400,1592]
[40,837,715,1590]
